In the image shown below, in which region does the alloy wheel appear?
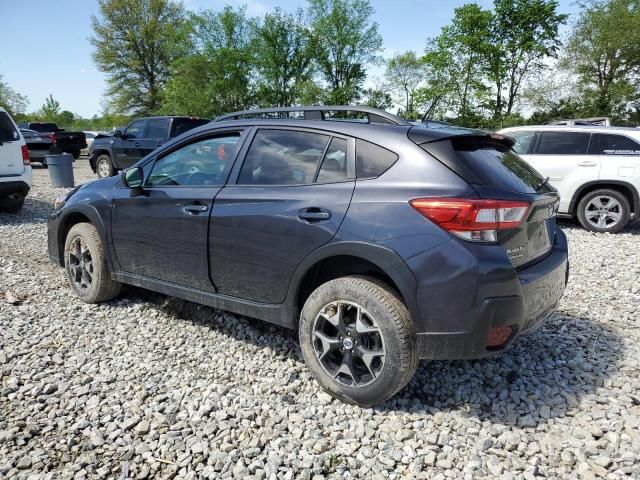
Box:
[68,236,93,291]
[584,195,623,230]
[312,300,386,387]
[98,159,111,178]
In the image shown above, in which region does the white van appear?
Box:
[499,125,640,233]
[0,107,32,212]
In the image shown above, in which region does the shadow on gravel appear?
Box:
[121,287,625,427]
[0,198,53,225]
[392,313,625,427]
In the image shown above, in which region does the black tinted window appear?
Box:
[317,138,349,183]
[147,119,170,139]
[594,134,640,155]
[452,137,549,194]
[170,118,210,139]
[0,112,19,142]
[537,132,591,155]
[125,120,146,139]
[508,130,535,155]
[239,130,330,185]
[147,134,240,186]
[356,139,398,178]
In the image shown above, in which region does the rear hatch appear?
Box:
[0,111,25,176]
[410,129,558,268]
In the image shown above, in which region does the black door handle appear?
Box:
[182,204,208,215]
[298,208,331,221]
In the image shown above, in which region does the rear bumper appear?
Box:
[0,179,31,197]
[415,228,568,360]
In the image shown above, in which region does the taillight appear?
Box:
[410,198,530,242]
[21,145,30,165]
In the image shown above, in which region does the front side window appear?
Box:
[125,120,146,139]
[147,134,241,186]
[508,130,535,155]
[537,132,591,155]
[238,129,330,185]
[594,134,640,156]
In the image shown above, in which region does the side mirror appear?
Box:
[122,167,144,189]
[113,129,123,138]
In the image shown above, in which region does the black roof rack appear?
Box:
[214,106,411,126]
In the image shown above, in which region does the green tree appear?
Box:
[359,87,393,110]
[385,51,425,118]
[564,0,640,120]
[307,0,383,104]
[488,0,567,119]
[162,6,256,117]
[91,0,190,115]
[253,8,315,107]
[40,95,61,121]
[0,75,28,115]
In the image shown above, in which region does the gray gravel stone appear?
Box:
[1,162,639,479]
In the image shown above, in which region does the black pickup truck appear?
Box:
[89,116,210,177]
[18,122,87,159]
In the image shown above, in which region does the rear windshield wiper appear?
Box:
[535,176,550,192]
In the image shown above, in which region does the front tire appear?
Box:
[577,189,629,233]
[96,154,114,178]
[64,223,121,303]
[299,276,418,406]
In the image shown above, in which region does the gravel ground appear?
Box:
[1,161,639,480]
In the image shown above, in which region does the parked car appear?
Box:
[17,122,87,159]
[48,106,568,406]
[21,128,55,166]
[499,125,640,233]
[89,116,210,178]
[82,131,103,156]
[0,108,31,212]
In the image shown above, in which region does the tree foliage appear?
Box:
[385,51,425,119]
[40,95,62,121]
[307,0,382,104]
[0,75,29,116]
[91,0,190,115]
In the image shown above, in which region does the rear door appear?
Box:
[528,130,598,213]
[211,128,355,303]
[592,132,640,182]
[0,111,24,176]
[111,129,246,290]
[117,119,147,167]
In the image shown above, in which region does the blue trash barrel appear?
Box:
[46,153,75,187]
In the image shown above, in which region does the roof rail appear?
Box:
[214,106,411,126]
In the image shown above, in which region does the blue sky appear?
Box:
[0,0,579,118]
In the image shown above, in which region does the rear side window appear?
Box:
[146,118,170,139]
[238,129,330,185]
[537,132,591,155]
[451,137,548,194]
[593,134,640,155]
[317,137,349,183]
[508,130,535,155]
[170,118,210,139]
[0,112,19,142]
[356,139,398,179]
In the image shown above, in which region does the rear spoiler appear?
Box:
[408,125,516,149]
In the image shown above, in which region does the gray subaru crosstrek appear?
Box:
[47,106,568,406]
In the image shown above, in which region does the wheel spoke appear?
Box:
[585,210,599,219]
[334,352,357,386]
[313,331,340,359]
[605,198,620,210]
[591,198,604,209]
[357,346,384,378]
[607,211,621,222]
[355,307,379,334]
[597,216,607,228]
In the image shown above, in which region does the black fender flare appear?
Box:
[56,204,116,272]
[284,241,420,324]
[569,180,640,214]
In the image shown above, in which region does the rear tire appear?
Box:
[96,154,114,178]
[577,189,629,233]
[299,276,418,406]
[64,223,121,303]
[0,194,25,213]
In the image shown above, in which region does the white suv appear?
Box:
[0,107,31,212]
[499,125,640,233]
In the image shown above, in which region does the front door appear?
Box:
[211,128,355,304]
[115,119,148,169]
[111,131,245,290]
